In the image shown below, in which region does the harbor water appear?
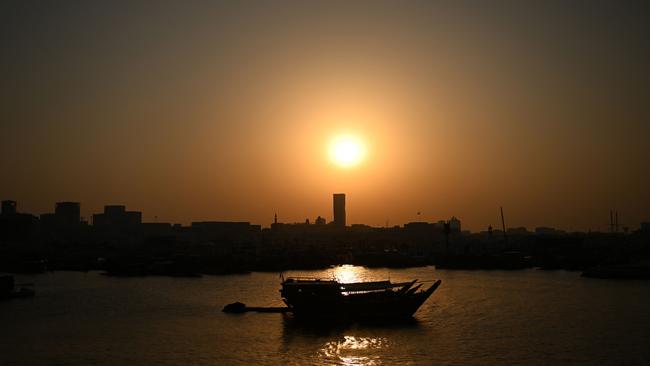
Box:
[1,266,649,365]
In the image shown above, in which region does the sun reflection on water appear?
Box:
[319,336,388,366]
[331,265,365,284]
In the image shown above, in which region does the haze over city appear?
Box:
[2,1,649,231]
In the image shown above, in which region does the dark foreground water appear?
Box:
[2,266,650,365]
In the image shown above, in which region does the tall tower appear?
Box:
[333,193,346,227]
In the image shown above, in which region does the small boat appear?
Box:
[280,276,441,320]
[0,275,35,300]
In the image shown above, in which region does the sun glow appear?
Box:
[329,135,366,168]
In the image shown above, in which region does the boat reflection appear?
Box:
[281,316,421,365]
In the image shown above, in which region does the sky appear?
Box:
[1,0,649,231]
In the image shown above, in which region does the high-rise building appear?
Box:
[449,216,461,232]
[93,205,142,229]
[1,200,17,216]
[333,193,346,227]
[55,202,81,225]
[104,205,126,217]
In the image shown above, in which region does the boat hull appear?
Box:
[282,279,441,320]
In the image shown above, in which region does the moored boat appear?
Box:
[280,276,441,320]
[0,275,35,300]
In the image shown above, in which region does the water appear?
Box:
[2,266,649,365]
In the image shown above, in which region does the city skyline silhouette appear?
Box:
[0,195,643,234]
[2,2,650,366]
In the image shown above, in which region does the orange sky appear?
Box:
[1,1,649,231]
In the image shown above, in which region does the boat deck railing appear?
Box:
[283,276,337,282]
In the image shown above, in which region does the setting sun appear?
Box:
[329,135,366,168]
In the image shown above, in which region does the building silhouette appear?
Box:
[1,200,17,216]
[93,205,142,229]
[333,193,346,227]
[0,200,38,241]
[55,202,81,226]
[449,216,461,232]
[315,216,326,225]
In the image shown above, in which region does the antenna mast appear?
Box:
[500,206,507,243]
